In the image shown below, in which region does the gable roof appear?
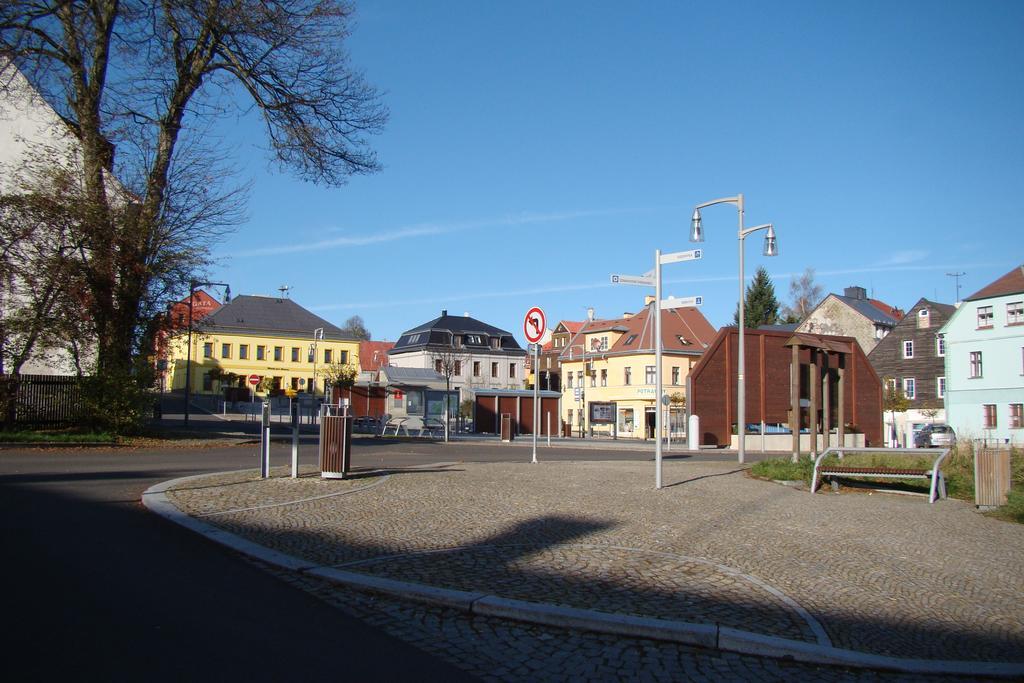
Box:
[559,305,716,359]
[197,295,352,340]
[964,265,1024,301]
[359,341,394,371]
[830,293,902,326]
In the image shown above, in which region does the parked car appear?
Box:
[914,424,955,448]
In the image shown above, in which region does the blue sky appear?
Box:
[212,0,1024,342]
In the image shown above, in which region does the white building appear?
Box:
[939,265,1024,445]
[387,310,528,398]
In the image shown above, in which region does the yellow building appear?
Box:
[162,294,360,398]
[559,298,717,439]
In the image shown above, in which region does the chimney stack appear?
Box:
[441,309,448,317]
[843,286,867,300]
[644,295,656,306]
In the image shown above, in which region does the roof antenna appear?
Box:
[946,271,965,303]
[278,284,292,299]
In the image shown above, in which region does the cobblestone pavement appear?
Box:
[166,460,1024,673]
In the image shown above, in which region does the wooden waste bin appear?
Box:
[500,413,514,442]
[975,447,1011,509]
[320,414,353,479]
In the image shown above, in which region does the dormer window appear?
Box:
[405,333,422,344]
[466,334,484,345]
[917,308,930,329]
[491,337,500,349]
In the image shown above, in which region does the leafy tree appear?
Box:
[340,315,371,341]
[734,266,780,328]
[321,361,358,392]
[782,268,824,323]
[0,1,386,431]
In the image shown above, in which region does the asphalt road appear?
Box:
[0,443,473,682]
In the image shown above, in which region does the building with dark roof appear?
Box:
[161,294,360,398]
[797,285,903,353]
[387,310,528,396]
[868,299,956,446]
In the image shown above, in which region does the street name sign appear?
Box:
[659,248,702,265]
[610,273,655,286]
[660,295,703,310]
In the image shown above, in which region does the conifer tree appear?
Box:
[734,266,781,328]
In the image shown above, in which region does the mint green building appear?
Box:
[939,265,1024,445]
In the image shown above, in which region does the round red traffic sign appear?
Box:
[248,374,261,386]
[523,306,546,344]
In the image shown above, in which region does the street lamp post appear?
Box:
[184,280,230,426]
[690,194,777,464]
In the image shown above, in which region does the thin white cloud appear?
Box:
[235,207,644,257]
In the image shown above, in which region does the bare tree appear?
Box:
[429,347,468,442]
[0,2,386,410]
[340,315,371,341]
[782,268,824,323]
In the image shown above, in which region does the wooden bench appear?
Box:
[811,447,951,504]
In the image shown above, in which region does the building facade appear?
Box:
[558,299,716,439]
[535,320,582,392]
[798,286,902,354]
[939,265,1024,445]
[161,295,360,398]
[868,298,955,445]
[387,310,527,397]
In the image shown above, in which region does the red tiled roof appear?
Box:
[359,341,394,370]
[867,299,903,320]
[558,307,716,359]
[964,265,1024,301]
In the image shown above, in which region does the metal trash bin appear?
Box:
[320,405,353,479]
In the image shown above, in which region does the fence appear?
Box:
[0,374,84,428]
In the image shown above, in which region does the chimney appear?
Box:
[843,286,867,300]
[587,307,595,321]
[464,311,470,317]
[623,312,633,319]
[441,309,448,317]
[644,295,656,306]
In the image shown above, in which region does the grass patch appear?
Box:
[750,457,814,483]
[0,429,116,443]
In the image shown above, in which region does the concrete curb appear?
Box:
[142,472,1024,679]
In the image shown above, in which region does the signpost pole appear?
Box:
[655,248,663,490]
[532,342,539,464]
[261,400,271,479]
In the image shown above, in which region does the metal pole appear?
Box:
[261,400,271,478]
[547,412,551,447]
[532,342,539,463]
[291,401,299,479]
[737,194,746,465]
[184,283,195,426]
[655,248,663,489]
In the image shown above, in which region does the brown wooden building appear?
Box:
[689,327,883,453]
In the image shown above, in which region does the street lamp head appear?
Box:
[689,209,704,243]
[762,225,778,257]
[223,284,231,303]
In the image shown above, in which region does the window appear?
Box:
[340,350,349,364]
[203,342,213,358]
[473,361,481,377]
[509,363,516,378]
[404,333,421,345]
[324,349,332,364]
[645,365,656,384]
[936,336,945,357]
[624,367,632,385]
[454,360,462,376]
[904,377,922,402]
[623,334,637,345]
[1007,301,1024,325]
[491,338,500,349]
[590,368,596,387]
[291,377,300,391]
[274,346,283,361]
[917,308,930,329]
[567,372,573,388]
[491,362,498,378]
[256,345,265,360]
[969,351,983,378]
[576,370,582,386]
[466,334,483,345]
[600,369,607,387]
[937,377,946,398]
[239,344,248,360]
[671,367,680,385]
[291,347,300,362]
[1010,404,1023,429]
[434,359,443,373]
[392,391,404,409]
[983,404,997,429]
[676,335,691,346]
[977,305,993,328]
[884,377,897,395]
[902,340,914,359]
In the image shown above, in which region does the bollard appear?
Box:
[260,400,271,478]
